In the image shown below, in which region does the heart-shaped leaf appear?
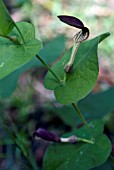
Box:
[0,22,41,80]
[43,120,111,170]
[0,35,65,98]
[44,33,110,104]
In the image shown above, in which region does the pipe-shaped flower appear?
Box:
[33,128,94,144]
[58,15,90,73]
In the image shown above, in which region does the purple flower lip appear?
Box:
[57,15,84,29]
[33,128,60,142]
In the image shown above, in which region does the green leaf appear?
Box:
[2,122,39,170]
[79,87,114,119]
[91,159,114,170]
[0,35,65,98]
[43,120,111,170]
[0,0,15,35]
[0,57,39,98]
[40,87,114,130]
[0,22,41,80]
[15,133,39,170]
[44,33,110,104]
[51,105,79,128]
[39,35,66,65]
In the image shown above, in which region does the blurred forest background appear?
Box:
[0,0,114,169]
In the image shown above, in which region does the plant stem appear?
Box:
[60,135,94,144]
[77,137,94,144]
[72,103,89,128]
[36,54,63,86]
[14,23,25,44]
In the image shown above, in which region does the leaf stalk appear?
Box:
[36,54,63,86]
[72,103,89,128]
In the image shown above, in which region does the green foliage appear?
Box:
[15,0,31,6]
[0,22,41,80]
[0,35,65,98]
[39,35,66,65]
[44,33,110,104]
[2,122,39,170]
[40,87,114,132]
[43,120,111,170]
[53,105,79,128]
[92,159,114,170]
[0,2,113,170]
[0,0,15,35]
[79,87,114,118]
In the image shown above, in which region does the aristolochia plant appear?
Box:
[0,1,112,170]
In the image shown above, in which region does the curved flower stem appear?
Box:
[68,42,80,66]
[64,40,80,73]
[36,54,63,86]
[72,103,89,128]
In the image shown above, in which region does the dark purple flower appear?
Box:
[33,128,60,142]
[57,15,89,39]
[57,15,84,29]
